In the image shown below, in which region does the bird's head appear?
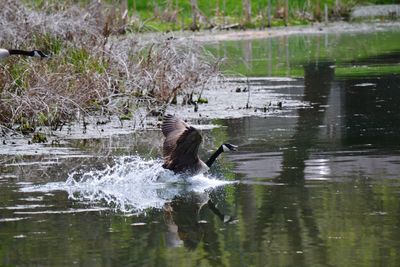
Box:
[33,50,49,58]
[222,143,238,152]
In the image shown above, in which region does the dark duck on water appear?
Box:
[162,114,237,175]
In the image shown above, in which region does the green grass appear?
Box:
[132,0,397,17]
[26,0,400,32]
[33,33,63,55]
[66,48,108,74]
[335,64,400,77]
[126,0,398,31]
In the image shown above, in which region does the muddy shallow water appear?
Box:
[1,27,400,266]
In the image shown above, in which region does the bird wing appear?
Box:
[162,115,189,159]
[162,115,202,172]
[162,114,189,137]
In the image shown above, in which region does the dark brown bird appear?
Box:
[162,114,237,175]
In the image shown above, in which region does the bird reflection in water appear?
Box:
[163,192,236,250]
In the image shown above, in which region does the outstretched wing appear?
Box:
[162,114,189,138]
[162,115,202,172]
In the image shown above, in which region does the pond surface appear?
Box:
[1,28,400,266]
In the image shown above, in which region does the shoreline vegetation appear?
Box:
[27,0,400,31]
[1,0,221,142]
[0,0,398,144]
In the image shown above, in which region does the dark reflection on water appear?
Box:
[2,40,400,266]
[344,73,400,148]
[222,58,400,266]
[237,62,333,264]
[278,61,335,184]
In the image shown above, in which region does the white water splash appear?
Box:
[21,156,233,213]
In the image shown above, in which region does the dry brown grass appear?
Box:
[0,0,220,134]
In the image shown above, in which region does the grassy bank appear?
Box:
[0,0,220,139]
[128,0,400,31]
[27,1,399,32]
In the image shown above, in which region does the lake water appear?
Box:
[1,27,400,266]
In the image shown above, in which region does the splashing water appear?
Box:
[21,156,233,213]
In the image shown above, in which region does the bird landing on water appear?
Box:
[161,114,237,175]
